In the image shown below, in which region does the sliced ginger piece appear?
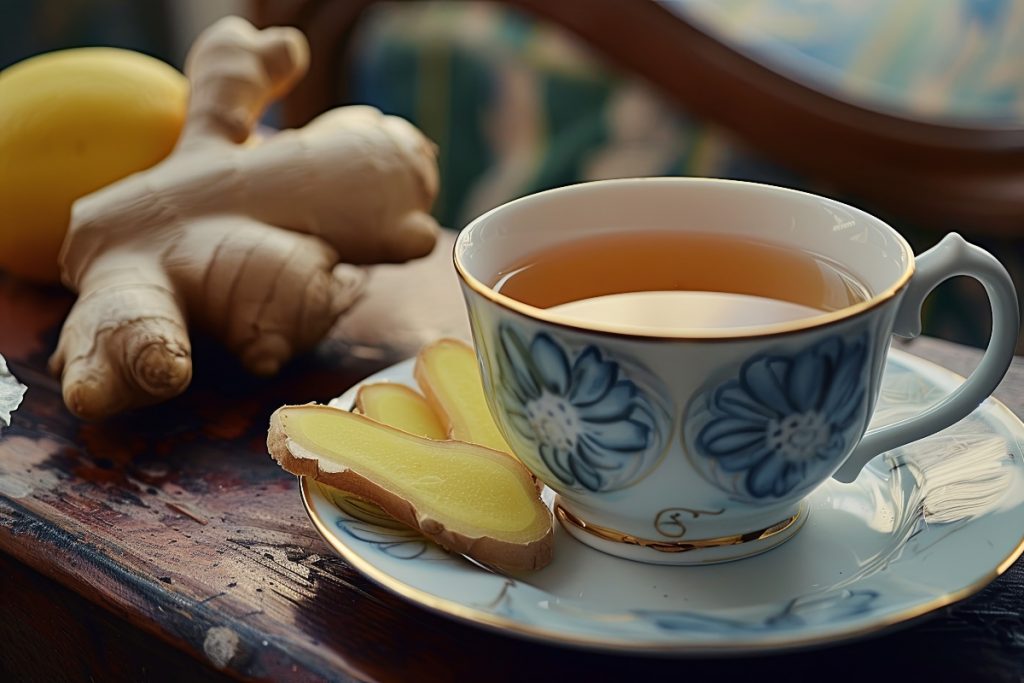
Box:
[414,339,512,453]
[269,404,553,571]
[348,382,447,527]
[355,383,446,439]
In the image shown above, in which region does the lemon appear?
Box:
[0,48,188,282]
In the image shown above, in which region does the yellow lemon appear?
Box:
[0,48,188,282]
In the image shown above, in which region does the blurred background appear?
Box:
[2,0,1021,350]
[0,1,243,70]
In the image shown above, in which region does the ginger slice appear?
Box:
[269,404,553,571]
[414,339,512,453]
[354,383,446,439]
[348,383,447,528]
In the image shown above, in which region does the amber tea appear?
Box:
[493,231,871,332]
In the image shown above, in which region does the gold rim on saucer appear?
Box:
[553,503,805,554]
[299,354,1024,654]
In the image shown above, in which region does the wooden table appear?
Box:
[1,234,1022,682]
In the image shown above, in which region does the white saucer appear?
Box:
[300,350,1024,655]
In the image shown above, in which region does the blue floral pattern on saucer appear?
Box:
[688,335,869,500]
[306,351,1024,654]
[321,485,449,561]
[633,589,879,633]
[494,323,671,493]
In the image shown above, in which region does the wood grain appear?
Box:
[0,550,227,683]
[0,235,1022,681]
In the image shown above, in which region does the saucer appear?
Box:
[300,350,1024,654]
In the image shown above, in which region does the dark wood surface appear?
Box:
[1,230,1023,682]
[253,0,1024,237]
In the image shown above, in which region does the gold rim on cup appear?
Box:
[554,502,807,554]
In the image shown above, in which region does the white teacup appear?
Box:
[454,178,1019,565]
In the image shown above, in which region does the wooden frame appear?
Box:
[253,0,1024,235]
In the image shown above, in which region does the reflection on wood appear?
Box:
[0,256,1022,681]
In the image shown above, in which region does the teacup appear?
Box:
[454,178,1019,565]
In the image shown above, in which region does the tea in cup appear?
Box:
[454,178,1019,564]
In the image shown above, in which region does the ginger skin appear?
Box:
[49,17,440,419]
[269,404,554,572]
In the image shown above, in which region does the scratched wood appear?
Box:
[0,551,225,683]
[0,244,1022,681]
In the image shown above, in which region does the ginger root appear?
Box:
[49,16,440,419]
[269,404,553,572]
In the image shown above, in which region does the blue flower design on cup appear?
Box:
[688,335,869,500]
[495,323,671,493]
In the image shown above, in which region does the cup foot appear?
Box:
[554,499,808,565]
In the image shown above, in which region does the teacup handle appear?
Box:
[833,233,1020,483]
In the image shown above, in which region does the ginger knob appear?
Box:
[49,17,440,419]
